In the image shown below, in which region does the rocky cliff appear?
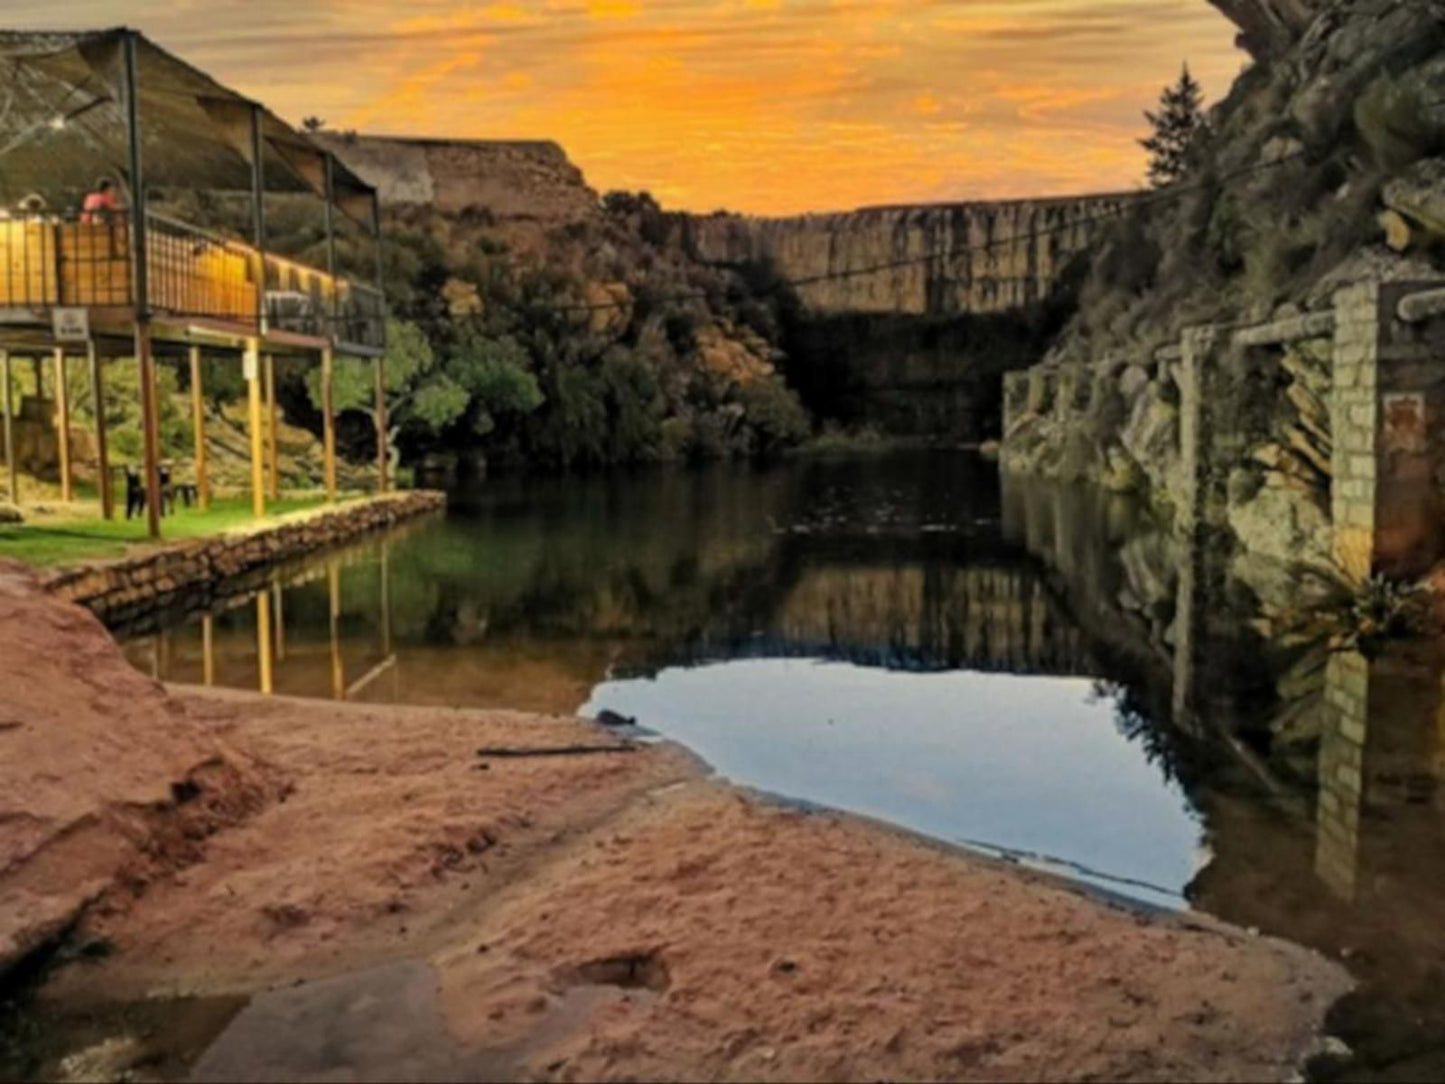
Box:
[1208,0,1328,57]
[313,134,600,224]
[1003,0,1445,588]
[680,195,1134,317]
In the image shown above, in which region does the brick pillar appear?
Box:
[1330,284,1382,581]
[1331,281,1445,580]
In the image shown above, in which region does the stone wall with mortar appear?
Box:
[43,491,445,628]
[1003,279,1445,582]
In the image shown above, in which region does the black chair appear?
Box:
[123,465,177,520]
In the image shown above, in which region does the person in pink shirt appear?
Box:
[80,177,122,224]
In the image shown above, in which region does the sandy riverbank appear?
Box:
[1,565,1351,1082]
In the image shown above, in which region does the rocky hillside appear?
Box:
[1005,0,1445,564]
[320,138,810,470]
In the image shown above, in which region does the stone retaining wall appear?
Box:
[1002,278,1445,581]
[45,491,445,628]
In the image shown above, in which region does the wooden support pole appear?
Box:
[375,353,388,494]
[327,559,344,700]
[123,31,156,537]
[202,613,215,687]
[322,345,337,502]
[189,345,209,511]
[1,351,16,505]
[53,348,71,502]
[89,343,112,519]
[136,326,161,539]
[256,590,273,695]
[264,352,280,501]
[245,340,265,519]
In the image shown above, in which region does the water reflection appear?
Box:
[112,453,1445,1074]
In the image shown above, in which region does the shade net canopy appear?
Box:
[0,29,376,227]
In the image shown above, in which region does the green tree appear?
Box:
[1141,65,1207,188]
[445,330,544,437]
[307,318,462,473]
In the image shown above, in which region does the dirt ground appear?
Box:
[1,568,1352,1082]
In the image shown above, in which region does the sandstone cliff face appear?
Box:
[314,134,600,223]
[681,196,1133,316]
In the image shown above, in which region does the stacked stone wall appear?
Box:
[43,491,445,627]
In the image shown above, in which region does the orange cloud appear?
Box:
[6,0,1246,214]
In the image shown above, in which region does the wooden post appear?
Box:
[245,340,265,519]
[89,343,112,519]
[327,559,344,700]
[264,352,280,501]
[2,351,16,505]
[201,613,215,686]
[53,348,71,502]
[189,345,209,511]
[136,326,161,539]
[256,590,273,695]
[375,353,388,493]
[322,345,337,502]
[122,31,157,538]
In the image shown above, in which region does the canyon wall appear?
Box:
[680,195,1135,317]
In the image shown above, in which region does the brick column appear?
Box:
[1330,284,1382,581]
[1331,281,1445,580]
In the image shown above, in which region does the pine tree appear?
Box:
[1141,65,1207,187]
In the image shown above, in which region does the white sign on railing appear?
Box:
[52,307,89,343]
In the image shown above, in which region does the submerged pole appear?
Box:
[256,590,273,695]
[375,353,387,494]
[327,559,344,700]
[202,612,215,687]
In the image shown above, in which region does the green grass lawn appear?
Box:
[0,495,332,568]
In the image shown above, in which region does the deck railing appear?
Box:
[0,210,383,350]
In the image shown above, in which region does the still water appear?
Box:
[116,452,1445,1077]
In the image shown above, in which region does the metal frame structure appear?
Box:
[0,28,390,535]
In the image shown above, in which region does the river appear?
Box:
[112,451,1445,1079]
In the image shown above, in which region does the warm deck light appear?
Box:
[48,116,66,130]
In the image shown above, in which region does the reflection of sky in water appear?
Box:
[585,659,1205,907]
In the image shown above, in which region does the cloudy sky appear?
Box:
[6,1,1245,214]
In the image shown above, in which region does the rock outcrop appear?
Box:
[314,134,600,223]
[681,195,1134,316]
[1207,0,1327,57]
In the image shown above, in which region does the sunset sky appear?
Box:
[7,1,1245,215]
